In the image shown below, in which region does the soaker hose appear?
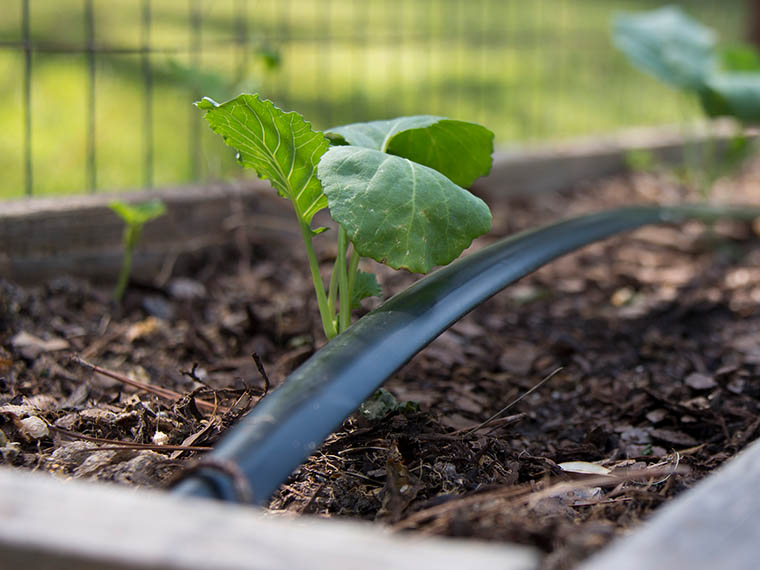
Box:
[172,204,758,504]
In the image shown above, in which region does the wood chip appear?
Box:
[684,373,717,390]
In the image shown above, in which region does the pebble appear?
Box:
[19,416,49,440]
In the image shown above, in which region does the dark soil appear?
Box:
[3,164,760,569]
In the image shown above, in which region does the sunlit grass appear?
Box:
[0,0,745,197]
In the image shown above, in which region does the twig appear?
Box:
[51,425,212,452]
[457,367,563,437]
[71,354,218,412]
[394,463,687,531]
[180,362,210,388]
[251,352,271,396]
[648,451,680,486]
[571,497,633,508]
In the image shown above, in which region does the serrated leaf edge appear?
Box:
[198,94,328,223]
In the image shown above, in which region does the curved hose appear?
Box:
[173,204,759,504]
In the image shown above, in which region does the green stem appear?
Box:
[298,220,337,339]
[347,247,360,295]
[327,254,340,319]
[113,248,132,303]
[701,128,718,201]
[677,94,700,194]
[337,226,351,333]
[114,225,139,303]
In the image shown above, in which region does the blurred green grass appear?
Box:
[0,0,745,198]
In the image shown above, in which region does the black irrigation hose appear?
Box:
[172,204,759,504]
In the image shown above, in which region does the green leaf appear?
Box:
[327,116,494,188]
[700,73,760,122]
[197,94,329,224]
[318,146,492,274]
[257,45,281,71]
[613,6,716,91]
[327,116,439,150]
[359,388,418,421]
[165,59,230,97]
[720,44,760,72]
[350,270,381,309]
[109,199,167,227]
[625,148,657,173]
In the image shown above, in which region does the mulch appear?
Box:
[2,160,760,569]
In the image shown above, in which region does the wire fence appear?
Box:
[0,0,747,198]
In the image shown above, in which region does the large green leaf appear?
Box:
[700,73,760,122]
[326,116,438,150]
[196,94,329,223]
[318,146,492,273]
[327,116,493,188]
[613,6,716,91]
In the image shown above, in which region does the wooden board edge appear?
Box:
[579,437,760,570]
[482,121,752,197]
[1,123,750,284]
[0,181,297,284]
[0,468,539,570]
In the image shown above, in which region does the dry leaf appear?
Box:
[11,331,69,358]
[684,372,717,390]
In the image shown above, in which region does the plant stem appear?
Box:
[298,220,337,339]
[114,225,138,303]
[176,204,760,505]
[113,248,132,303]
[337,226,351,333]
[347,246,360,295]
[701,128,718,201]
[327,254,340,319]
[677,94,710,200]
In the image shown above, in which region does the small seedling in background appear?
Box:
[109,199,167,303]
[166,44,281,98]
[197,94,493,340]
[614,6,760,199]
[256,44,281,71]
[624,148,657,174]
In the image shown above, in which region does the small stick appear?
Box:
[71,354,217,412]
[458,367,563,437]
[180,362,210,388]
[251,352,271,396]
[571,497,633,508]
[394,463,686,530]
[51,425,212,452]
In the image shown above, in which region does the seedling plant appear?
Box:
[198,94,494,339]
[181,92,760,504]
[614,6,760,199]
[109,199,167,303]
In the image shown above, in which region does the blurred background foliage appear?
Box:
[0,0,746,197]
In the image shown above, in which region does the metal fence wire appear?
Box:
[1,0,746,198]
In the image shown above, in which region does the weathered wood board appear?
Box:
[0,468,539,570]
[2,437,760,570]
[1,124,746,284]
[580,436,760,570]
[487,121,747,196]
[1,124,759,569]
[0,182,295,284]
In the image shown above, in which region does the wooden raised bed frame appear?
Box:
[1,125,757,570]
